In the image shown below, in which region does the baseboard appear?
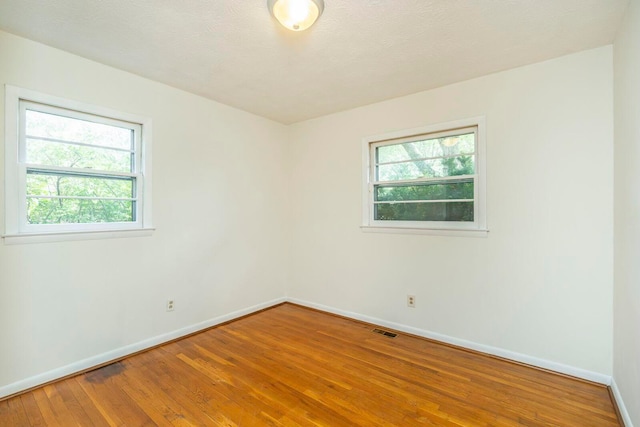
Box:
[0,297,286,400]
[611,378,635,427]
[287,298,612,385]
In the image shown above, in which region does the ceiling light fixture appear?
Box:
[268,0,324,31]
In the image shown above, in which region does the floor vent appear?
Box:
[372,328,397,338]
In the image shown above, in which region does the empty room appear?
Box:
[0,0,638,425]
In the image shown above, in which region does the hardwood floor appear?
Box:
[0,303,621,426]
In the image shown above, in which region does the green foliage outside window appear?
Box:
[374,132,476,222]
[25,109,136,225]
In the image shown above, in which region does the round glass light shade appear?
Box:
[268,0,324,31]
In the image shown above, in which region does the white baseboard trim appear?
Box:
[611,378,635,427]
[287,298,613,385]
[0,297,286,400]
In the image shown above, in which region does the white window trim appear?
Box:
[3,85,154,243]
[361,116,487,237]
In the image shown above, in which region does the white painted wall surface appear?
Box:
[0,31,289,391]
[614,0,640,423]
[288,47,614,375]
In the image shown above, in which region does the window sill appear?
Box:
[360,226,488,238]
[2,227,156,245]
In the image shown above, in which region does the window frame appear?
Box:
[4,85,153,242]
[361,117,487,236]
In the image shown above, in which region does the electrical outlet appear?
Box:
[407,295,416,308]
[166,299,175,312]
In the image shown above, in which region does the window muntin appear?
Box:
[364,120,486,232]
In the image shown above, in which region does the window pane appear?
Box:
[27,173,134,199]
[375,201,474,222]
[375,180,474,202]
[25,109,133,150]
[377,132,475,164]
[26,138,132,172]
[27,198,135,224]
[376,155,474,181]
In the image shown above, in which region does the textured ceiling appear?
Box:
[0,0,629,124]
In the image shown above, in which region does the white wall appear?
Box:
[0,31,290,392]
[614,0,640,423]
[288,47,614,376]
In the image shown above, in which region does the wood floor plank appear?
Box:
[66,378,112,427]
[29,389,62,427]
[219,313,516,425]
[125,352,215,425]
[116,363,201,426]
[148,355,244,423]
[166,342,349,426]
[5,397,30,426]
[41,384,81,426]
[18,393,46,427]
[53,380,102,426]
[0,303,622,426]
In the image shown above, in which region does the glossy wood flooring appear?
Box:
[0,303,621,426]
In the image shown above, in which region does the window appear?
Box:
[362,117,486,235]
[4,85,152,241]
